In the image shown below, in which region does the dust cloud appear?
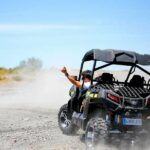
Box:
[0,70,71,110]
[0,69,86,150]
[0,69,150,150]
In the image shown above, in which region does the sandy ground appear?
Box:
[0,108,85,150]
[0,71,85,150]
[0,69,150,150]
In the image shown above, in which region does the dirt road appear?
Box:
[0,108,85,150]
[0,71,150,150]
[0,72,85,150]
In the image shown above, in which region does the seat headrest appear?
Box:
[101,73,113,84]
[129,75,145,88]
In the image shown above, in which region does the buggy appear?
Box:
[58,49,150,149]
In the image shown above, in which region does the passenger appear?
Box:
[61,67,91,90]
[61,67,92,112]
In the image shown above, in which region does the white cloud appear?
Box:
[0,24,88,32]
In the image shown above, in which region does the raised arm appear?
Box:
[61,67,82,88]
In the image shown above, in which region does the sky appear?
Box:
[0,0,150,69]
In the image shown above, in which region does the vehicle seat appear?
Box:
[129,75,145,88]
[100,73,114,84]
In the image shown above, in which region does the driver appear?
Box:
[61,67,92,90]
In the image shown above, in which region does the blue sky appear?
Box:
[0,0,150,69]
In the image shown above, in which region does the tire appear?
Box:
[85,117,108,150]
[58,104,79,135]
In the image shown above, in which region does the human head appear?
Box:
[81,70,92,81]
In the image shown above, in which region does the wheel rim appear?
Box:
[85,126,97,149]
[85,119,108,149]
[60,110,71,128]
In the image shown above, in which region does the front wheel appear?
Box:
[58,104,79,135]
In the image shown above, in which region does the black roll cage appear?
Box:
[78,53,150,86]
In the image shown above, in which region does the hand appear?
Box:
[61,67,68,74]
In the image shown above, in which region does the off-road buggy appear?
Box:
[58,49,150,149]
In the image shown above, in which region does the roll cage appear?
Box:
[78,49,150,86]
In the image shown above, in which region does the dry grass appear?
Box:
[0,67,40,85]
[0,67,24,84]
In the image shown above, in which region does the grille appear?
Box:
[92,84,150,98]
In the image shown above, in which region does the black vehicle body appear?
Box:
[58,49,150,148]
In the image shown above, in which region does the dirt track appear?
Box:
[0,71,150,150]
[0,108,85,150]
[0,72,85,150]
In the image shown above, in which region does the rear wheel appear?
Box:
[58,104,79,135]
[85,117,108,149]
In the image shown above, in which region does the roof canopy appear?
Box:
[82,49,150,65]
